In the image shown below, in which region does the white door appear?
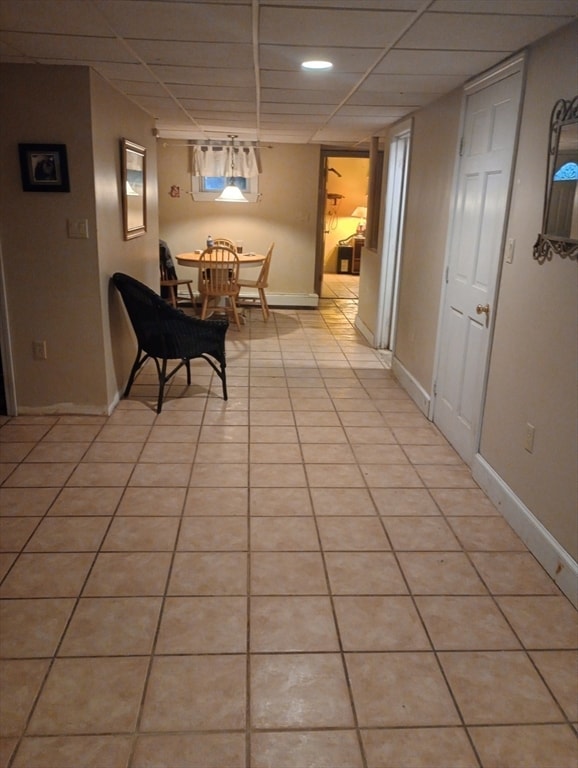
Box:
[433,59,524,463]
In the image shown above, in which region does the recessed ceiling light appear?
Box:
[301,60,333,71]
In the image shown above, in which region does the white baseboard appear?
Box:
[354,315,374,345]
[265,292,320,308]
[18,403,111,416]
[473,454,578,607]
[238,291,320,308]
[391,356,431,417]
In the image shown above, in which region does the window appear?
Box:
[190,144,260,202]
[191,174,258,202]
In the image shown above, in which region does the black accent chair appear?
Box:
[112,272,228,413]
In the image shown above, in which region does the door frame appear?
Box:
[0,240,16,415]
[314,148,369,298]
[375,119,412,350]
[431,54,527,451]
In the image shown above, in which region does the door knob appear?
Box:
[476,303,490,326]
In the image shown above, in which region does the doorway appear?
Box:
[433,57,525,463]
[315,150,369,301]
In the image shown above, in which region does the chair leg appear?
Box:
[200,295,209,320]
[221,364,228,400]
[229,297,242,330]
[259,288,269,321]
[124,348,147,396]
[156,358,168,414]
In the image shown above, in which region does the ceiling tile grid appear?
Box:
[0,0,575,146]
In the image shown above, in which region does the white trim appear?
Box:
[0,241,16,415]
[464,54,526,94]
[180,289,319,309]
[375,119,412,350]
[473,454,578,607]
[391,356,430,417]
[240,291,318,308]
[18,403,112,416]
[353,314,374,346]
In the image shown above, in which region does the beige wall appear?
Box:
[393,89,462,389]
[90,71,159,407]
[158,141,319,299]
[481,23,578,559]
[0,65,104,411]
[0,64,158,413]
[389,22,577,562]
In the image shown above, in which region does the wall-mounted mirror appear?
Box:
[121,138,146,240]
[533,96,578,263]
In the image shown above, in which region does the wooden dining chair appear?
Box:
[212,237,235,249]
[159,239,195,310]
[237,242,274,320]
[198,246,242,330]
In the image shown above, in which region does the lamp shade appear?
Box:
[216,183,248,203]
[351,206,367,219]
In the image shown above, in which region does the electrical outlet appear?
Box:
[524,423,535,453]
[32,340,47,360]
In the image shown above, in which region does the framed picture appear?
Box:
[18,143,70,192]
[121,138,146,239]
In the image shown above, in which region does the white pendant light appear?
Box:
[216,182,248,203]
[216,135,248,203]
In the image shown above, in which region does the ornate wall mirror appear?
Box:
[533,96,578,263]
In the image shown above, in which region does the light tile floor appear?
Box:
[0,284,576,768]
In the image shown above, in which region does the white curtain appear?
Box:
[191,145,260,178]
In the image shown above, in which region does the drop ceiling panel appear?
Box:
[259,45,382,72]
[374,49,503,77]
[337,105,414,119]
[95,63,159,82]
[260,88,349,105]
[96,0,252,43]
[167,83,255,100]
[0,32,136,62]
[177,99,257,111]
[349,89,433,108]
[261,103,334,115]
[260,7,413,47]
[362,73,465,93]
[129,41,254,68]
[0,0,113,35]
[160,67,256,88]
[432,0,577,15]
[261,70,359,91]
[403,12,573,50]
[0,0,575,145]
[268,0,424,9]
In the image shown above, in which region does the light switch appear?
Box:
[67,219,89,239]
[505,238,515,264]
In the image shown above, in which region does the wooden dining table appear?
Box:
[175,251,266,323]
[176,251,265,269]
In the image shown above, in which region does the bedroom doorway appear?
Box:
[315,150,369,301]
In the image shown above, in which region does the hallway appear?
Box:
[0,302,576,768]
